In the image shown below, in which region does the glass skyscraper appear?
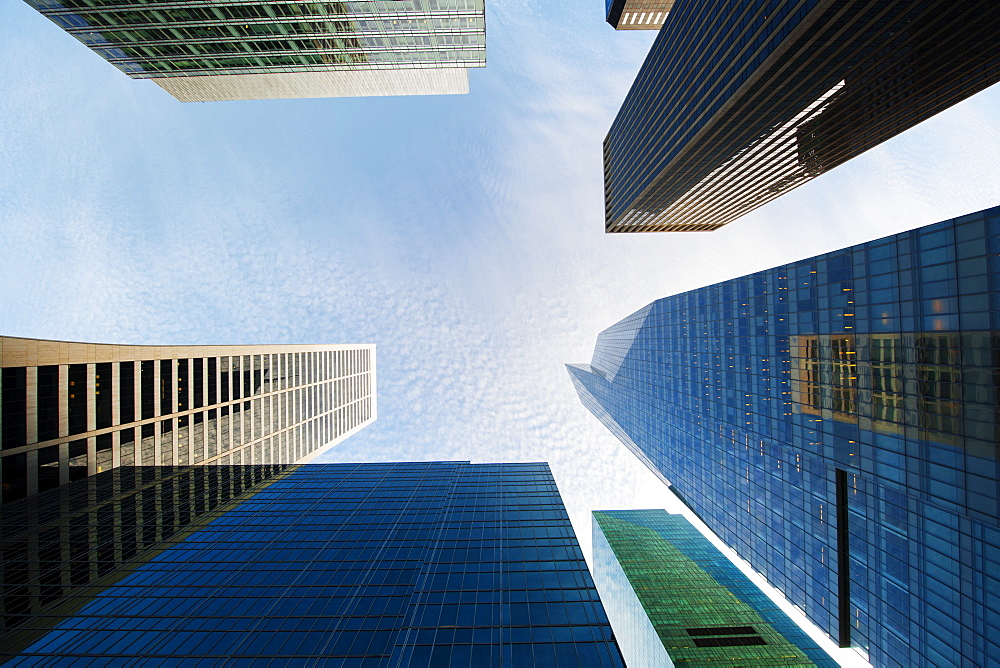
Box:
[569,205,1000,666]
[603,0,1000,232]
[1,461,625,665]
[0,338,375,504]
[593,510,836,667]
[24,0,486,101]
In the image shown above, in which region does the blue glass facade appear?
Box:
[3,462,624,665]
[569,206,1000,666]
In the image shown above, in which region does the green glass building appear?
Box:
[592,510,836,667]
[23,0,486,101]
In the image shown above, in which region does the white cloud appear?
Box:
[3,1,999,663]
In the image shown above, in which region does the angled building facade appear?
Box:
[604,0,1000,231]
[2,461,625,666]
[605,0,673,30]
[24,0,486,101]
[569,206,1000,666]
[0,337,375,504]
[593,510,836,667]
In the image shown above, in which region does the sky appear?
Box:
[3,0,1000,664]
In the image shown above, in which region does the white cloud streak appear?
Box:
[3,1,1000,663]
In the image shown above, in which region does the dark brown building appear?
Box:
[604,0,1000,232]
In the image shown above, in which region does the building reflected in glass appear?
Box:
[2,461,625,665]
[23,0,486,101]
[569,205,1000,666]
[593,510,836,667]
[1,339,375,505]
[0,464,291,656]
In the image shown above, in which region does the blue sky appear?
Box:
[3,0,1000,662]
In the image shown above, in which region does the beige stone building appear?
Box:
[0,337,376,503]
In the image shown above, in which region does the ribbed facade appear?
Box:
[0,338,376,504]
[24,0,486,101]
[605,0,674,30]
[2,461,626,665]
[569,206,1000,666]
[604,0,1000,232]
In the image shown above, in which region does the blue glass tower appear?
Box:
[1,462,625,665]
[569,206,1000,666]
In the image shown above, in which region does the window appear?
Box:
[140,360,155,420]
[37,365,60,442]
[67,364,88,436]
[193,358,204,409]
[160,359,174,415]
[119,362,135,424]
[95,362,113,430]
[177,359,189,413]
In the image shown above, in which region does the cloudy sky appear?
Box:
[3,0,1000,663]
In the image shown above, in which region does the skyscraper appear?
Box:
[605,0,673,30]
[1,461,626,666]
[593,509,836,667]
[24,0,486,101]
[569,205,1000,666]
[603,0,1000,232]
[0,337,376,504]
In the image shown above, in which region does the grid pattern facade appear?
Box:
[593,510,835,666]
[603,0,1000,232]
[605,0,673,30]
[568,205,1000,667]
[24,0,486,100]
[0,338,376,504]
[3,461,625,666]
[0,464,292,657]
[154,66,469,102]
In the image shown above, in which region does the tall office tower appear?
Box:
[0,337,376,504]
[603,0,1000,232]
[605,0,673,30]
[568,205,1000,666]
[592,510,836,667]
[1,461,626,666]
[24,0,486,102]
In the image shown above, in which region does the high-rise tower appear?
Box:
[0,337,375,504]
[604,0,1000,232]
[593,510,836,667]
[24,0,486,101]
[605,0,673,30]
[1,461,625,666]
[569,206,1000,666]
